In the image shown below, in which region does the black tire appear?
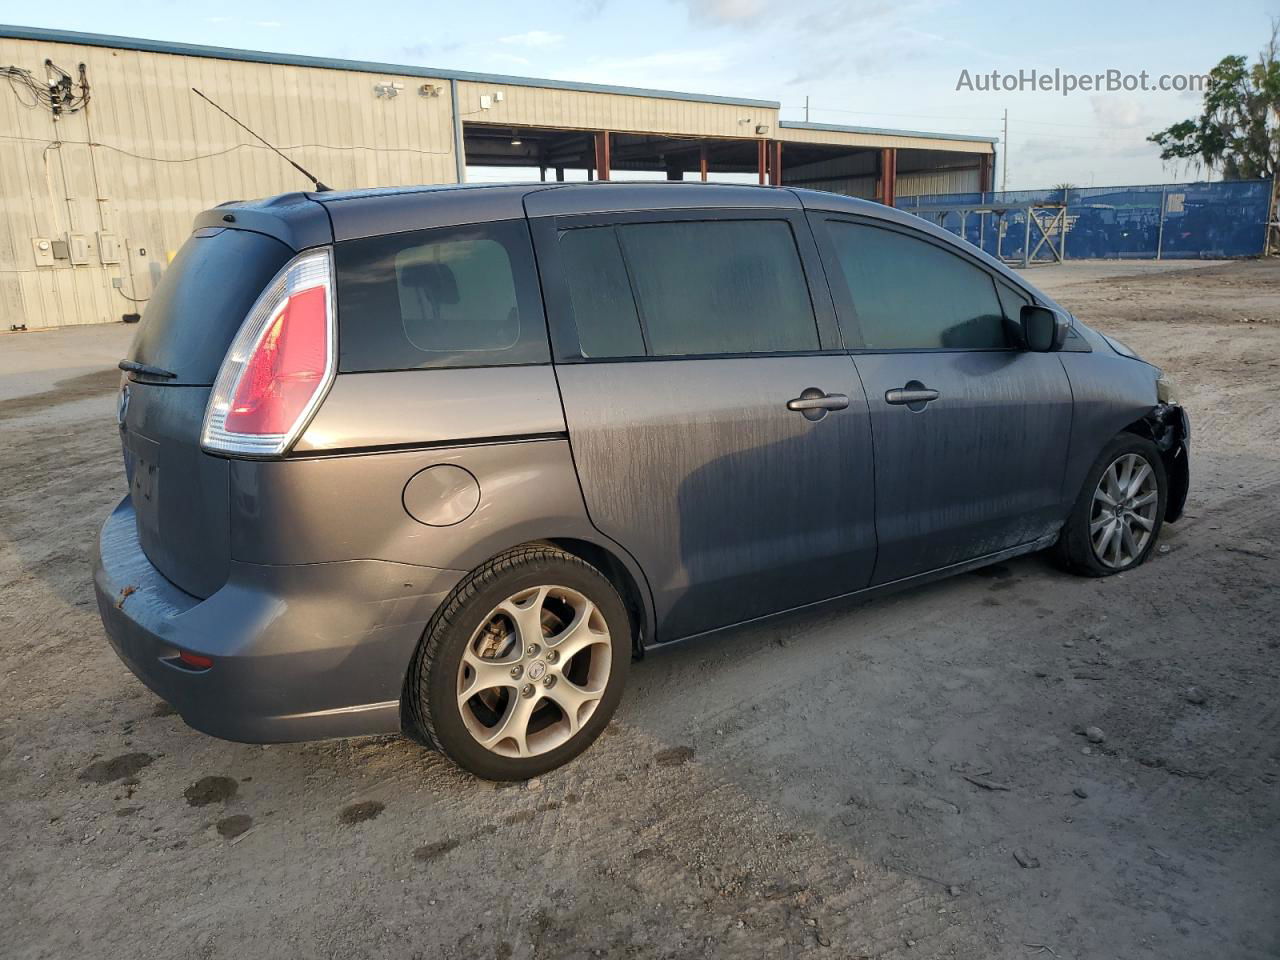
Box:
[404,544,631,780]
[1055,432,1168,577]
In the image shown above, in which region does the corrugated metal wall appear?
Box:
[0,33,992,329]
[898,168,981,198]
[781,152,979,200]
[455,81,769,139]
[0,37,459,329]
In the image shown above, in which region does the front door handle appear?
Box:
[885,383,940,408]
[787,388,849,421]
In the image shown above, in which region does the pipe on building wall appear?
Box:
[450,78,466,184]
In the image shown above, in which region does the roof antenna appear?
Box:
[191,87,332,192]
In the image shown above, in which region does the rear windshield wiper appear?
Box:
[118,359,177,380]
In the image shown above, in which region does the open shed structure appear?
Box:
[0,25,997,329]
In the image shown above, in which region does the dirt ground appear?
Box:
[2,259,1277,960]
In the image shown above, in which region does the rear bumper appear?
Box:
[94,497,464,743]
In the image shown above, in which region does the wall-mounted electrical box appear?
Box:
[68,234,90,264]
[32,237,54,266]
[98,232,121,264]
[479,94,492,110]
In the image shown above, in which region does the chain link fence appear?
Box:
[896,179,1272,262]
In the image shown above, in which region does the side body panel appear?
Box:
[232,438,596,572]
[1057,352,1162,504]
[295,366,565,453]
[852,351,1073,583]
[554,356,877,641]
[233,366,656,642]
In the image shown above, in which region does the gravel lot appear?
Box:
[2,259,1278,960]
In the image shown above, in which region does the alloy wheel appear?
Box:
[456,585,612,758]
[1090,452,1159,569]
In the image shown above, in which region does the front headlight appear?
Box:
[1157,375,1180,404]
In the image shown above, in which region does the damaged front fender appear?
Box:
[1146,403,1190,523]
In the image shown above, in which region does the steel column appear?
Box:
[979,153,993,193]
[700,144,708,182]
[757,140,766,185]
[879,148,897,206]
[767,140,783,186]
[1156,186,1167,260]
[594,131,611,181]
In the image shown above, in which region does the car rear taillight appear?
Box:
[201,248,335,457]
[177,650,214,670]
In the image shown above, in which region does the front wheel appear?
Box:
[1055,433,1168,577]
[404,544,631,780]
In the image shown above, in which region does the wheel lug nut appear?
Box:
[521,683,535,698]
[545,650,558,664]
[543,675,556,688]
[527,643,541,657]
[510,665,523,680]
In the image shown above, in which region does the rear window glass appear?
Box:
[128,227,292,385]
[557,219,819,358]
[336,219,548,372]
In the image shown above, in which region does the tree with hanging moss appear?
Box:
[1149,22,1280,180]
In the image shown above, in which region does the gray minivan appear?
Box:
[95,182,1189,780]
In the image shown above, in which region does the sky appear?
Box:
[7,0,1278,188]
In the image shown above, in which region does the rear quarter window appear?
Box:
[335,219,549,372]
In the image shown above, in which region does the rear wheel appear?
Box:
[1056,433,1167,577]
[404,544,631,780]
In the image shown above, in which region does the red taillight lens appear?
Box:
[225,286,328,435]
[202,248,334,457]
[177,651,214,670]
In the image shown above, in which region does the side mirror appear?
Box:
[1020,305,1070,352]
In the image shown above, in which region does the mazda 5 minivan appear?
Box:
[96,182,1189,780]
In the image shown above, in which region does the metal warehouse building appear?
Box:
[0,25,997,330]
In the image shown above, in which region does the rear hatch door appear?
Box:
[120,224,297,598]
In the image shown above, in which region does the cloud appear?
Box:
[488,53,533,67]
[682,0,768,24]
[1089,95,1155,131]
[498,30,565,48]
[253,20,283,28]
[579,48,732,78]
[401,40,463,59]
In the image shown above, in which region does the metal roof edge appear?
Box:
[0,24,782,110]
[780,120,999,145]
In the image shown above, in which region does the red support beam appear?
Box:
[757,139,767,185]
[699,143,708,182]
[979,152,993,193]
[767,140,783,186]
[594,131,612,181]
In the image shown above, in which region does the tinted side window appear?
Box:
[827,222,1007,350]
[336,219,548,372]
[559,228,646,358]
[619,220,819,357]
